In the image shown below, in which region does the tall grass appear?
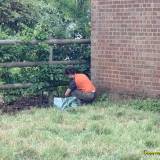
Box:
[0,100,160,160]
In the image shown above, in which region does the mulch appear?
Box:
[0,95,49,114]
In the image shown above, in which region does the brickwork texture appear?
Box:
[91,0,160,97]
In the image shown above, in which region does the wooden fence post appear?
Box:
[48,46,54,106]
[49,46,53,62]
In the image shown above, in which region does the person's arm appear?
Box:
[65,80,77,97]
[65,88,71,97]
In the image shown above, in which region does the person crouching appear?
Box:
[64,67,96,104]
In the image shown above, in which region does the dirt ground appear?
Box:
[0,95,49,113]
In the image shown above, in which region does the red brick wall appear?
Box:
[91,0,160,97]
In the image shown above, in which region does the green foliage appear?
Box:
[128,99,160,112]
[0,0,37,33]
[0,0,91,102]
[96,94,160,113]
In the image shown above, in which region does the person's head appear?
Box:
[64,66,76,79]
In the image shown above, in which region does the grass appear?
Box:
[0,100,160,160]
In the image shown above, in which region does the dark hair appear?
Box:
[64,66,76,75]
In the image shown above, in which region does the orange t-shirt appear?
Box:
[74,74,96,93]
